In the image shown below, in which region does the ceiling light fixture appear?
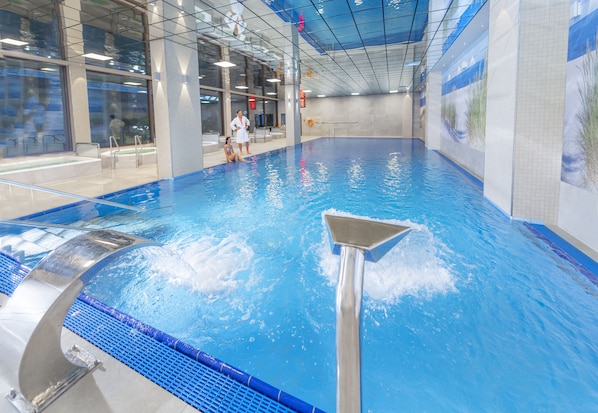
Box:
[389,90,398,93]
[0,38,28,46]
[214,61,236,68]
[351,92,360,96]
[235,85,249,89]
[404,61,420,67]
[266,78,281,83]
[317,94,326,98]
[266,92,277,95]
[303,89,312,93]
[83,52,112,61]
[124,81,142,86]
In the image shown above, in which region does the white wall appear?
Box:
[559,183,598,252]
[299,93,413,137]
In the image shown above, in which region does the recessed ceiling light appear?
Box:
[266,92,277,95]
[214,61,236,68]
[303,89,312,93]
[351,92,360,96]
[317,94,326,98]
[389,90,398,93]
[83,52,112,61]
[266,78,281,83]
[235,85,249,89]
[0,38,28,46]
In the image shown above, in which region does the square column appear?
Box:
[149,0,203,178]
[484,0,568,223]
[60,0,92,144]
[283,23,301,146]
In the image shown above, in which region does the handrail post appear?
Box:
[134,135,142,167]
[325,214,411,413]
[109,136,119,169]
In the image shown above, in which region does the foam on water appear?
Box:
[317,209,456,305]
[164,233,255,294]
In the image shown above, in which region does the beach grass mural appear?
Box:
[577,43,598,189]
[465,61,487,150]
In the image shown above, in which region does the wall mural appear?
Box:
[563,0,598,193]
[440,32,488,151]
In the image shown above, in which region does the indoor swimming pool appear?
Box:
[6,138,598,412]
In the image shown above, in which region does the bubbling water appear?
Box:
[317,209,457,305]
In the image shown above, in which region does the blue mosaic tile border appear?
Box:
[524,223,598,286]
[0,252,324,413]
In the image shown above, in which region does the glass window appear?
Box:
[198,40,222,88]
[264,66,278,97]
[264,99,277,127]
[200,90,222,135]
[0,58,69,157]
[229,50,248,92]
[80,0,147,74]
[247,59,263,96]
[0,0,63,59]
[86,72,151,147]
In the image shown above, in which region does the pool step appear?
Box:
[0,245,24,263]
[0,227,81,265]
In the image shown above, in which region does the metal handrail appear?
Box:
[0,178,144,212]
[134,135,142,167]
[109,135,120,169]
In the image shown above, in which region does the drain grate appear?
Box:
[0,251,322,413]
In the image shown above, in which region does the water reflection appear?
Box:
[347,160,365,188]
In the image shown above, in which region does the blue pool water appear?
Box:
[14,138,598,412]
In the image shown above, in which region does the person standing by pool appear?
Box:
[109,115,125,142]
[223,136,247,163]
[230,110,251,154]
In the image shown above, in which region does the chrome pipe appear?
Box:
[0,178,144,212]
[325,214,411,413]
[336,245,365,413]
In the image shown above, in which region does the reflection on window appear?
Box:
[0,58,68,157]
[0,2,63,59]
[198,40,222,88]
[201,91,222,135]
[230,51,247,90]
[86,72,150,147]
[81,0,146,74]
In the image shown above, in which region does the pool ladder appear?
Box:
[109,135,119,169]
[325,214,411,413]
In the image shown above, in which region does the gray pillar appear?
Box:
[283,23,301,146]
[484,0,567,223]
[60,0,92,144]
[149,0,203,178]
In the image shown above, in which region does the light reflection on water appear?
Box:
[28,138,598,412]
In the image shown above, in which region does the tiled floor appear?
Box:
[0,135,321,413]
[0,136,319,221]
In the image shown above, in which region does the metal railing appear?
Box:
[134,135,142,167]
[0,178,144,212]
[109,135,120,169]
